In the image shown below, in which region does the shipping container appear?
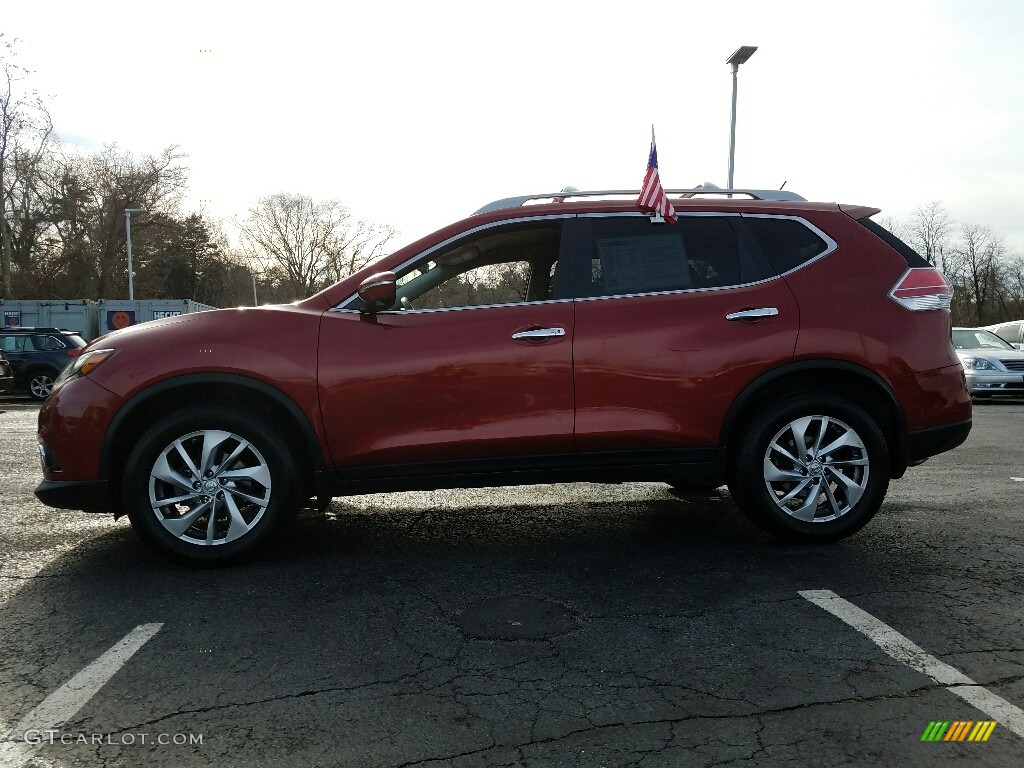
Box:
[0,300,97,338]
[1,299,217,341]
[95,299,217,336]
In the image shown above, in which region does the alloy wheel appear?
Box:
[148,429,272,545]
[762,415,870,523]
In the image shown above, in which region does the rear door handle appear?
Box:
[725,307,779,322]
[512,327,566,340]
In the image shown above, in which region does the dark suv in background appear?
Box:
[35,187,971,563]
[0,327,87,400]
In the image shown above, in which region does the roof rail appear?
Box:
[474,188,806,215]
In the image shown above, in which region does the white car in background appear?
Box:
[983,319,1024,349]
[952,327,1024,399]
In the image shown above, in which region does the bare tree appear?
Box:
[876,215,908,242]
[0,35,54,298]
[238,193,395,300]
[946,224,1005,325]
[907,201,952,272]
[994,254,1024,321]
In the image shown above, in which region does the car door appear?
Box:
[318,217,577,473]
[571,213,800,461]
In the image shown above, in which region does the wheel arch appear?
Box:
[720,360,908,478]
[101,374,324,512]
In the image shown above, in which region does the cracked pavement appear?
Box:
[1,398,1023,766]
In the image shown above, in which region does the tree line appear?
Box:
[0,36,395,307]
[881,202,1024,326]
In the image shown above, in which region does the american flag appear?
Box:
[636,131,677,223]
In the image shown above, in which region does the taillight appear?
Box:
[66,349,81,357]
[889,267,952,311]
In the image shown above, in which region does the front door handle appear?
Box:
[512,327,566,340]
[725,307,779,322]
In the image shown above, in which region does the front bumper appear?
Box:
[34,480,113,513]
[965,371,1024,396]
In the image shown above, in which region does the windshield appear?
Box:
[952,329,1015,351]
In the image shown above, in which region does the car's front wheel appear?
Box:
[728,394,890,542]
[123,406,301,563]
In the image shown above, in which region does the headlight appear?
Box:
[960,357,997,371]
[53,348,116,389]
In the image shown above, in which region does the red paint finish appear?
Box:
[573,279,799,451]
[38,376,123,480]
[318,303,575,466]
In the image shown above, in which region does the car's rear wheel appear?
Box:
[27,368,58,400]
[728,394,889,542]
[123,406,301,563]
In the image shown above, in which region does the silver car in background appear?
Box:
[953,327,1024,399]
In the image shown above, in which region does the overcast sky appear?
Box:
[5,0,1023,254]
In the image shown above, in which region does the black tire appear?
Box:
[26,368,59,401]
[123,405,302,564]
[728,393,890,542]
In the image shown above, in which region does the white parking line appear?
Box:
[800,589,1024,738]
[10,624,163,740]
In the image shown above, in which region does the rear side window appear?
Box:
[744,216,829,274]
[859,218,930,267]
[581,216,773,298]
[32,335,66,351]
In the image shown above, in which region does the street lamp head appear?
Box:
[726,46,758,67]
[125,207,146,215]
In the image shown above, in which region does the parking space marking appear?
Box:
[11,623,163,739]
[800,589,1024,738]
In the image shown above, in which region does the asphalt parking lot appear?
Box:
[1,396,1022,767]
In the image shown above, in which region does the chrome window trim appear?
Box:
[574,278,782,303]
[578,211,743,219]
[330,212,840,310]
[331,213,575,312]
[329,298,575,317]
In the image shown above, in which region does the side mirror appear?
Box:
[357,271,397,314]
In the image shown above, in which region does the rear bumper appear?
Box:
[903,418,972,465]
[35,480,113,513]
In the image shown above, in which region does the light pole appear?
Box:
[726,45,757,190]
[124,207,146,300]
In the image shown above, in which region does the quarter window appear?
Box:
[744,217,829,274]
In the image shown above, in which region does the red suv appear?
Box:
[35,189,971,562]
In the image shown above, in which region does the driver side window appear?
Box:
[392,223,564,311]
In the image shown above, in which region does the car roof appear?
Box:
[0,327,81,334]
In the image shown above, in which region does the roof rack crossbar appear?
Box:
[474,188,806,215]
